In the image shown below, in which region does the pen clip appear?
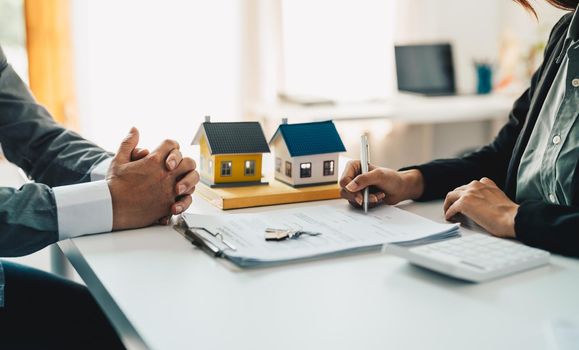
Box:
[360,135,370,213]
[360,135,370,170]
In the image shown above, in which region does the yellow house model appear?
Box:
[191,116,270,187]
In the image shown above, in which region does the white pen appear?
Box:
[360,135,370,213]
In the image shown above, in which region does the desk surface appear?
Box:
[60,198,579,350]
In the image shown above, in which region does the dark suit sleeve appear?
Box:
[515,201,579,257]
[400,14,568,201]
[400,85,532,201]
[0,184,59,256]
[0,46,112,187]
[398,15,579,257]
[0,46,112,256]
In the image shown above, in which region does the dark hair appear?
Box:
[514,0,578,16]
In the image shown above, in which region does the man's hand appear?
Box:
[339,160,424,208]
[128,140,196,225]
[106,127,199,230]
[443,177,518,238]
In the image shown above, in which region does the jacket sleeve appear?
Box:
[0,46,112,187]
[0,184,59,256]
[397,15,579,257]
[515,201,579,257]
[400,14,570,201]
[0,46,113,256]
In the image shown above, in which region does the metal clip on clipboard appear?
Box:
[174,216,236,257]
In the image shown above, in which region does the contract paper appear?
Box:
[182,204,459,267]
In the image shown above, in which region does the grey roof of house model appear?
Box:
[194,121,270,155]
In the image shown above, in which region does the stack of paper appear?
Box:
[181,204,459,267]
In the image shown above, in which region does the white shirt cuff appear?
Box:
[53,180,113,239]
[90,157,112,181]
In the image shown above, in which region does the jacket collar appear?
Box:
[569,7,579,41]
[556,8,578,63]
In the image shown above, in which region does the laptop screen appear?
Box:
[394,43,456,95]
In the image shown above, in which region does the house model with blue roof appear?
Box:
[192,116,270,187]
[269,119,346,187]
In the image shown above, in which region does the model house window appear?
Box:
[300,162,312,178]
[276,157,282,173]
[200,155,205,171]
[285,161,292,177]
[220,161,232,176]
[323,160,335,176]
[209,160,213,172]
[244,160,255,176]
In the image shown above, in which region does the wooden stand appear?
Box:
[195,178,341,210]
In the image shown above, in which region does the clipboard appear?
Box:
[174,216,236,257]
[174,216,387,268]
[173,205,460,269]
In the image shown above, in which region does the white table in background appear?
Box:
[253,94,514,124]
[59,197,579,350]
[253,94,515,168]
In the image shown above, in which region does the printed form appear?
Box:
[182,204,459,266]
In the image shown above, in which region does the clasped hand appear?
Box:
[107,127,200,230]
[339,160,519,238]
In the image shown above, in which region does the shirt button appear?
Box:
[573,78,579,87]
[549,193,556,203]
[552,135,561,145]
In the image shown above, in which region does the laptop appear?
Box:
[394,43,457,96]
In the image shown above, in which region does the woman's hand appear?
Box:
[443,177,519,238]
[339,160,424,208]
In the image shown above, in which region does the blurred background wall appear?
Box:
[68,0,566,166]
[0,0,569,164]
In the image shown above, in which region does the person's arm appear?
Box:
[0,185,57,256]
[0,127,198,256]
[0,153,116,256]
[401,14,571,201]
[0,45,116,255]
[0,182,112,256]
[515,201,579,256]
[0,46,112,186]
[404,84,533,201]
[0,45,199,256]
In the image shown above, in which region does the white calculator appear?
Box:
[384,234,550,282]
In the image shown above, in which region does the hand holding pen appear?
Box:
[339,161,425,210]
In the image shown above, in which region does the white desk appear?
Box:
[253,94,514,124]
[59,198,579,350]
